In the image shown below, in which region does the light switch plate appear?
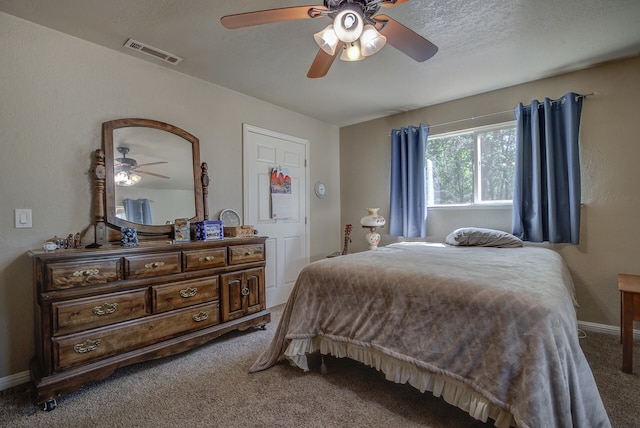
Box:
[15,209,32,228]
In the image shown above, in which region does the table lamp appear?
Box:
[360,208,386,249]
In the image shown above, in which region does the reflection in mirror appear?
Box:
[112,127,195,225]
[101,118,204,238]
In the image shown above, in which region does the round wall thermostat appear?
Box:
[314,181,327,198]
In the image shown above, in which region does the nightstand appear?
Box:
[618,273,640,373]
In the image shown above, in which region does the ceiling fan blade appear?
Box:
[376,15,438,62]
[221,5,326,29]
[379,0,410,8]
[137,170,170,179]
[134,161,168,168]
[307,42,344,78]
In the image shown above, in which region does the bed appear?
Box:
[250,239,610,428]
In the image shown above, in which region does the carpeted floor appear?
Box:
[1,306,639,427]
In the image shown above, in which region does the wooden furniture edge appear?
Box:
[31,310,270,405]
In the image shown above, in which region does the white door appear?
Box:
[243,124,309,308]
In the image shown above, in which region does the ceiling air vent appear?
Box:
[123,38,183,65]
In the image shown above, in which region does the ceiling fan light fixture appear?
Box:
[221,3,439,79]
[115,170,142,187]
[313,24,339,55]
[333,9,364,43]
[340,41,364,61]
[360,24,386,56]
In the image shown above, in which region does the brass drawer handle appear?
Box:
[200,256,215,262]
[72,268,100,277]
[192,311,209,322]
[241,287,250,296]
[179,287,198,298]
[93,302,119,316]
[73,338,101,354]
[144,261,165,269]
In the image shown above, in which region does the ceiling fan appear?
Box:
[114,147,170,186]
[221,0,438,78]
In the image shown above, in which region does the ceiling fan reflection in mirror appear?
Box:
[221,0,437,78]
[114,146,170,187]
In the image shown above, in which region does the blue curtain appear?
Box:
[123,198,153,225]
[512,92,583,244]
[389,124,429,238]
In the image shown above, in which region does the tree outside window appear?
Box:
[426,123,516,206]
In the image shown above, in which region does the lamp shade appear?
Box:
[340,41,364,61]
[333,9,363,43]
[360,208,386,227]
[360,24,386,56]
[313,24,339,55]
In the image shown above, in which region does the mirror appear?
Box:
[101,118,205,237]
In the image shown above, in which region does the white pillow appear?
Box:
[445,227,523,248]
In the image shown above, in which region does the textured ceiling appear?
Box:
[1,0,639,126]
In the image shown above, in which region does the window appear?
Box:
[426,122,516,207]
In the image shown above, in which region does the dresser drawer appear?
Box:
[52,289,149,336]
[183,248,227,272]
[152,277,219,313]
[46,258,121,291]
[124,253,181,279]
[52,302,220,371]
[229,244,264,265]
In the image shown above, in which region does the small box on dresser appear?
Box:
[173,218,191,242]
[193,220,224,241]
[223,225,254,238]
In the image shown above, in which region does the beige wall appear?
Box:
[0,12,341,380]
[341,55,640,328]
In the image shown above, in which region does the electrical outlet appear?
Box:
[15,209,32,228]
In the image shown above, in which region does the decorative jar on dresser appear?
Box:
[30,118,270,410]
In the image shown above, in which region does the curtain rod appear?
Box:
[389,92,596,134]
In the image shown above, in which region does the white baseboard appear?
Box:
[578,320,618,335]
[578,320,640,339]
[0,370,30,392]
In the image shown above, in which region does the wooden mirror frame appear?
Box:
[93,118,209,243]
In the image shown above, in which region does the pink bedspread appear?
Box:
[251,243,610,428]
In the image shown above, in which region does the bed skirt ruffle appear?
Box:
[284,336,516,428]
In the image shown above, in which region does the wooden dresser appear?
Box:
[30,236,269,410]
